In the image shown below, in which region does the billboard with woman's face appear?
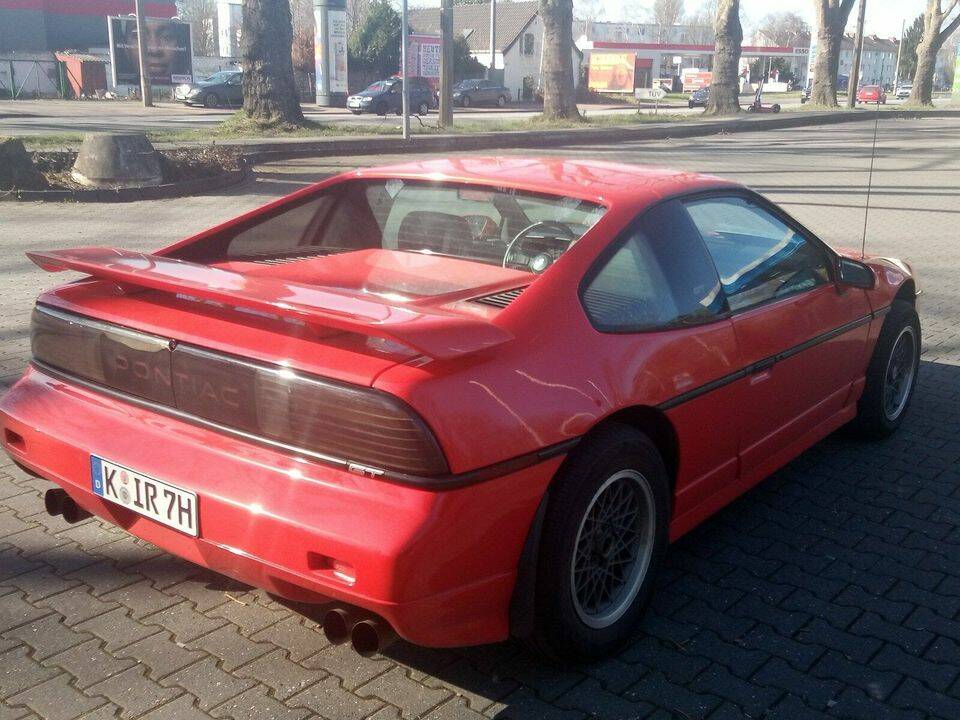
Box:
[588,52,636,92]
[109,16,193,86]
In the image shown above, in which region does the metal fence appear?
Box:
[0,58,64,99]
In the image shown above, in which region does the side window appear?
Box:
[523,33,535,56]
[685,196,830,312]
[581,201,726,332]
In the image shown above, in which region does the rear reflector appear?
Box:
[31,305,449,477]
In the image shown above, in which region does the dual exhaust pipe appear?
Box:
[322,607,397,657]
[44,489,394,655]
[44,488,92,524]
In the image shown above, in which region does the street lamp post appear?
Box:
[401,0,410,139]
[134,0,152,107]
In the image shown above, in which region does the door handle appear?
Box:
[752,356,777,373]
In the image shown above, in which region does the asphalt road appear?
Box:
[1,117,960,720]
[0,95,813,136]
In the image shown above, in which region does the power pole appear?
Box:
[488,0,496,80]
[439,0,454,127]
[893,17,905,87]
[401,0,410,139]
[134,0,153,107]
[846,0,867,108]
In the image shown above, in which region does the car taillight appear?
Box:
[30,306,449,478]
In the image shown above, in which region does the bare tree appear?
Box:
[756,10,811,47]
[540,0,579,119]
[242,0,305,125]
[347,0,374,36]
[177,0,218,56]
[651,0,685,26]
[810,0,857,106]
[705,0,742,114]
[290,0,315,73]
[686,0,717,44]
[908,0,960,104]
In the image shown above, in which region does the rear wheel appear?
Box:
[528,424,670,662]
[849,299,920,438]
[497,94,507,107]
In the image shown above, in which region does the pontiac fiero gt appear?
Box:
[1,158,920,660]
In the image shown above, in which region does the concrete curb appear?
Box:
[1,163,252,203]
[170,109,959,165]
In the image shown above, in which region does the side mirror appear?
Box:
[837,257,875,289]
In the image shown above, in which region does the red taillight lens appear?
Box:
[31,306,449,478]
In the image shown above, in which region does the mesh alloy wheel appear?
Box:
[883,325,918,421]
[570,469,656,629]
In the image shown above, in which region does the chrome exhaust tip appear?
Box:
[45,488,92,524]
[322,608,352,645]
[350,618,397,657]
[44,488,67,517]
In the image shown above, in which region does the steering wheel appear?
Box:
[502,220,577,272]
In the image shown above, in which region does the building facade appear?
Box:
[576,20,809,90]
[0,0,176,53]
[409,0,580,101]
[838,35,898,87]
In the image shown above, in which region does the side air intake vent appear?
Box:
[472,287,527,309]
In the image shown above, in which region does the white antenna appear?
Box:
[860,101,882,259]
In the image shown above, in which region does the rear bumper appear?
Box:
[1,365,560,647]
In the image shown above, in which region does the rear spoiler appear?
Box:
[27,248,512,360]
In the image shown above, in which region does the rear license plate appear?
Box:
[90,456,198,537]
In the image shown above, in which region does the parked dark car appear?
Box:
[176,70,243,108]
[453,79,511,107]
[688,86,709,108]
[346,77,434,116]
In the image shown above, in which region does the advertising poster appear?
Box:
[953,43,960,101]
[108,16,193,86]
[681,69,712,92]
[588,52,636,92]
[328,9,348,94]
[407,34,442,89]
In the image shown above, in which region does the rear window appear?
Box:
[175,179,605,274]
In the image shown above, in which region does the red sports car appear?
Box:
[1,158,920,661]
[856,85,887,104]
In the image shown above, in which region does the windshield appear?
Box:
[363,81,394,92]
[204,71,237,84]
[178,179,606,275]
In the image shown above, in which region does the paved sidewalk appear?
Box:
[1,118,959,719]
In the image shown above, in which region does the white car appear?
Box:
[896,84,912,99]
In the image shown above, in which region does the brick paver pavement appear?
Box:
[1,117,958,719]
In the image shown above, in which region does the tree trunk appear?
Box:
[810,0,856,107]
[810,27,842,105]
[241,0,305,125]
[705,0,742,115]
[539,0,579,120]
[909,39,939,104]
[908,1,960,106]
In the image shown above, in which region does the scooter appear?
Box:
[744,80,781,113]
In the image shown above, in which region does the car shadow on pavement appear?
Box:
[1,359,956,719]
[356,358,960,718]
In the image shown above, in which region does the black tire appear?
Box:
[497,94,507,107]
[376,101,388,116]
[527,424,670,662]
[418,101,429,115]
[688,100,694,108]
[204,93,220,109]
[461,94,471,108]
[772,104,781,113]
[848,299,921,438]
